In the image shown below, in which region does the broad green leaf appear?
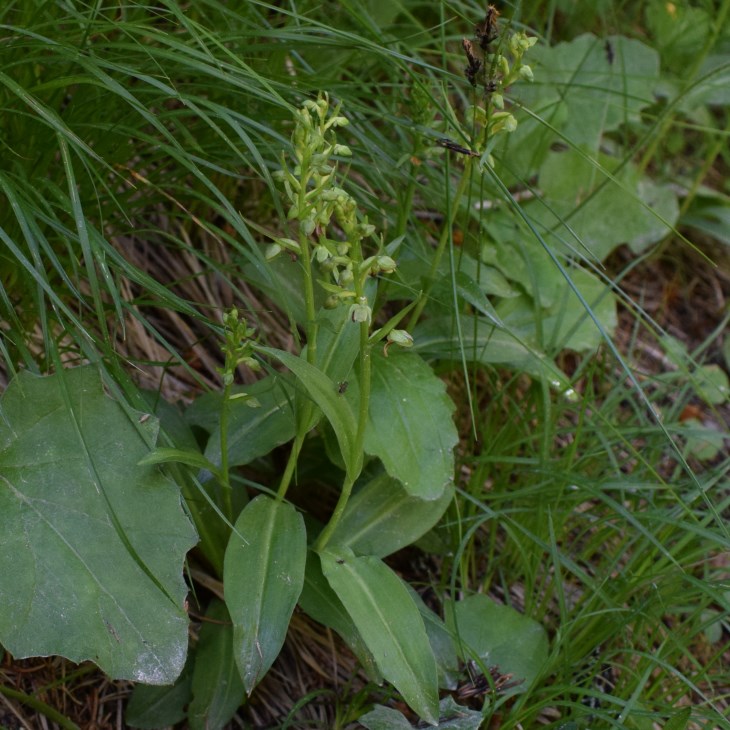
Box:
[359,705,414,730]
[407,588,459,691]
[414,316,574,393]
[328,472,453,557]
[186,376,297,470]
[681,419,724,461]
[691,364,729,405]
[298,552,380,680]
[522,34,660,150]
[497,268,617,353]
[320,547,438,725]
[188,599,245,730]
[0,367,197,683]
[255,345,358,480]
[223,495,306,694]
[126,654,194,728]
[364,352,457,500]
[535,149,679,258]
[446,595,548,692]
[360,697,482,730]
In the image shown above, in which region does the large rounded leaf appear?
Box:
[223,495,306,694]
[446,594,549,691]
[0,367,198,683]
[365,352,457,500]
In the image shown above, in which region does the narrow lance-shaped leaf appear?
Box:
[254,345,359,480]
[188,599,245,730]
[224,495,306,694]
[0,366,198,683]
[320,548,439,725]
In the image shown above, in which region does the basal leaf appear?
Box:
[298,551,380,680]
[0,366,197,684]
[223,495,306,694]
[126,654,194,728]
[535,149,679,258]
[365,352,456,500]
[188,599,244,730]
[320,548,439,725]
[524,34,660,150]
[413,317,575,394]
[446,594,549,692]
[328,472,453,557]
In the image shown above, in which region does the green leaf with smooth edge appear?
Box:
[223,495,306,695]
[320,547,439,725]
[186,376,297,471]
[0,367,197,684]
[523,34,660,150]
[255,345,358,480]
[446,594,548,692]
[364,352,456,500]
[328,472,453,557]
[298,552,380,681]
[407,588,459,691]
[535,149,679,258]
[188,599,244,730]
[126,654,194,728]
[359,704,414,730]
[497,269,617,353]
[414,317,574,394]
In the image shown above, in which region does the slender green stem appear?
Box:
[218,380,233,520]
[407,158,473,329]
[315,318,370,551]
[0,685,81,730]
[276,184,319,502]
[276,431,305,500]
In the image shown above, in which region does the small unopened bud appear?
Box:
[265,243,282,260]
[338,267,354,286]
[324,295,341,309]
[519,64,534,82]
[384,329,414,356]
[375,255,397,274]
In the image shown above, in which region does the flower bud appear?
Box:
[265,243,282,260]
[387,329,413,347]
[519,64,534,82]
[375,255,397,274]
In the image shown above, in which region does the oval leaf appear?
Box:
[446,594,549,691]
[320,548,438,725]
[328,472,453,557]
[0,367,198,683]
[223,495,306,694]
[365,352,457,500]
